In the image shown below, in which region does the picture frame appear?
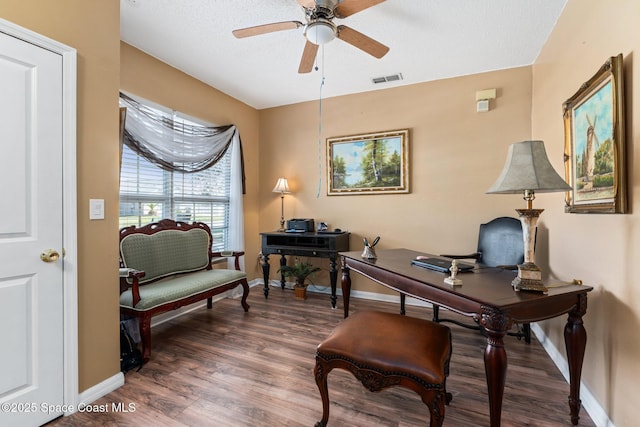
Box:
[327,129,409,196]
[562,54,626,213]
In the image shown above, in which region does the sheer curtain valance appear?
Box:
[120,93,245,193]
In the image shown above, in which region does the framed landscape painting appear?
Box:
[562,54,626,213]
[327,129,409,196]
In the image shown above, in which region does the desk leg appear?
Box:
[480,307,509,427]
[261,254,270,298]
[279,254,287,289]
[341,260,351,318]
[329,257,338,309]
[564,294,587,425]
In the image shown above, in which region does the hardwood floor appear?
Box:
[47,287,596,426]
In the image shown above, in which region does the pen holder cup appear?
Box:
[361,246,377,259]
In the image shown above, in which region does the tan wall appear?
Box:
[259,67,534,293]
[1,1,122,390]
[119,42,262,279]
[532,0,640,425]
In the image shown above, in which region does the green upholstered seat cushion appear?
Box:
[120,228,210,284]
[120,269,247,311]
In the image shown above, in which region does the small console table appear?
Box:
[260,231,350,307]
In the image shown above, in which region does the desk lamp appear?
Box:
[272,178,291,231]
[487,140,571,293]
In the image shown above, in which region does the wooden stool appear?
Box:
[313,311,452,427]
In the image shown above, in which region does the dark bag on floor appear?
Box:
[120,322,143,373]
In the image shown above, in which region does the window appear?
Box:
[119,98,232,252]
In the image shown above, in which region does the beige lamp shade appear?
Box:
[486,140,571,194]
[273,177,290,231]
[272,177,291,194]
[486,140,571,293]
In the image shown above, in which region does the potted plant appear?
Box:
[278,261,321,300]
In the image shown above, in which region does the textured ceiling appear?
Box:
[120,0,566,110]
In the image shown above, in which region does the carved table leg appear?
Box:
[341,258,351,318]
[279,254,287,289]
[260,253,270,298]
[329,257,338,309]
[565,293,588,425]
[479,306,511,427]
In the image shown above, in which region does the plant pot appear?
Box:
[293,285,307,300]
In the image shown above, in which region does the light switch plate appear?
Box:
[89,199,105,220]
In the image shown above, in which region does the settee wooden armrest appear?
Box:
[212,250,245,270]
[119,268,146,307]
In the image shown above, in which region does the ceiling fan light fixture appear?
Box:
[305,19,336,45]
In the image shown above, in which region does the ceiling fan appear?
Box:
[232,0,389,73]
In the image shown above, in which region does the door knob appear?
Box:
[40,249,60,263]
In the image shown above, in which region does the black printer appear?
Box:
[286,218,315,232]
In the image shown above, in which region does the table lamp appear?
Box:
[272,177,291,231]
[487,140,571,293]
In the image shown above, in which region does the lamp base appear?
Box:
[512,262,548,293]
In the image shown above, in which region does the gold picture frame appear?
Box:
[327,129,409,196]
[562,54,626,213]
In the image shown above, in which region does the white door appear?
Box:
[0,29,65,426]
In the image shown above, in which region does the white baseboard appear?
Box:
[304,280,432,308]
[73,372,124,413]
[270,279,433,308]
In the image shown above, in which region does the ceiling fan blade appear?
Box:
[298,41,319,73]
[232,21,303,38]
[296,0,316,9]
[334,0,386,18]
[336,25,389,58]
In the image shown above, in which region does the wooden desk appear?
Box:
[339,248,592,427]
[260,231,349,307]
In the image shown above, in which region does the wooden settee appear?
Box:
[119,219,250,362]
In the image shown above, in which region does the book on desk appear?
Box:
[411,257,475,273]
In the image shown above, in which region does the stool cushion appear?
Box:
[317,311,451,386]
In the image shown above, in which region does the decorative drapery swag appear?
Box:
[119,92,246,194]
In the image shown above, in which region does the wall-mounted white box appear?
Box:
[477,99,490,113]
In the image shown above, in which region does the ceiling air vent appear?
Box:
[372,73,403,85]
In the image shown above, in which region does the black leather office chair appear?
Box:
[401,216,531,342]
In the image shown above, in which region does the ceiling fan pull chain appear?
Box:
[316,45,325,199]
